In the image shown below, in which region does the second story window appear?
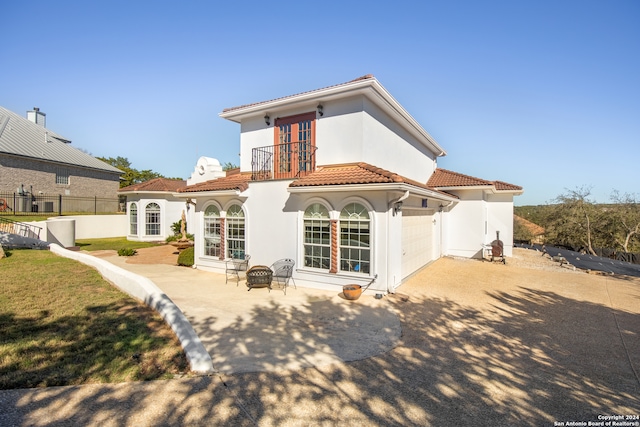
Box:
[274,112,316,179]
[56,168,70,185]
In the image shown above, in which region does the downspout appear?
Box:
[387,191,410,294]
[388,190,410,216]
[439,201,453,258]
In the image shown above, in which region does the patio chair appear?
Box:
[269,258,296,294]
[225,253,251,285]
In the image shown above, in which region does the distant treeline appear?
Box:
[514,188,640,256]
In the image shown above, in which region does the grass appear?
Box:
[75,237,162,251]
[0,249,189,389]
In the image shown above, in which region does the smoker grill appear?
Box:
[486,231,506,264]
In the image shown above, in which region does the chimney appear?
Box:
[27,107,46,127]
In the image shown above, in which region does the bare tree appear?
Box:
[546,186,602,256]
[608,190,640,253]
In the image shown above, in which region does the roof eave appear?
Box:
[118,190,184,195]
[288,182,458,202]
[434,185,524,195]
[220,78,446,157]
[176,189,246,197]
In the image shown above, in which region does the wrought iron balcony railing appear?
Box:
[251,142,317,181]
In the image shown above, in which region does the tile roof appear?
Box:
[222,75,375,113]
[0,106,122,174]
[179,173,250,193]
[119,177,187,193]
[514,215,545,236]
[289,163,457,198]
[427,169,522,191]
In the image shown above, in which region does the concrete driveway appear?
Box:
[1,248,638,426]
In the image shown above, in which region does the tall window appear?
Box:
[226,204,245,258]
[56,168,70,185]
[274,112,316,179]
[339,203,370,274]
[145,202,161,236]
[303,203,330,270]
[129,203,138,235]
[204,205,221,257]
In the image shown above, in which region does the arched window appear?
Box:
[203,205,221,257]
[145,202,161,236]
[303,203,330,270]
[129,203,138,235]
[226,204,245,258]
[339,203,370,274]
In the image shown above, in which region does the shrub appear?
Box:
[177,247,194,267]
[170,220,182,236]
[117,248,138,257]
[165,233,194,243]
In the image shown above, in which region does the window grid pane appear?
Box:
[204,206,221,257]
[339,203,370,274]
[226,205,245,258]
[129,204,138,235]
[303,203,330,270]
[145,203,160,236]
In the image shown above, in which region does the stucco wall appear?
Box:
[191,181,403,294]
[236,94,438,183]
[23,214,127,244]
[0,155,120,198]
[126,196,192,242]
[443,189,515,258]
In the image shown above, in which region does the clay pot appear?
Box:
[343,284,362,300]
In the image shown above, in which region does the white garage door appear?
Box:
[402,209,434,279]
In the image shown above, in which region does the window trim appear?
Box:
[129,202,138,236]
[338,201,372,275]
[144,202,161,236]
[225,203,246,259]
[203,203,222,258]
[302,202,331,271]
[55,167,70,185]
[273,111,317,179]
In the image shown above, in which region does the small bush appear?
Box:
[117,248,138,257]
[165,233,194,243]
[177,247,194,267]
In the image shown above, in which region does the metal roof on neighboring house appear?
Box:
[118,177,187,193]
[0,106,122,174]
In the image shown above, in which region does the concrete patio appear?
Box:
[1,247,638,426]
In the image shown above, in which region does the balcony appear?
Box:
[251,142,317,181]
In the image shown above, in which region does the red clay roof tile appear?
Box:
[178,173,250,193]
[118,178,186,193]
[289,163,456,199]
[427,169,522,191]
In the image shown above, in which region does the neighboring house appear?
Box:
[176,75,522,294]
[514,214,545,244]
[0,107,122,203]
[119,157,226,242]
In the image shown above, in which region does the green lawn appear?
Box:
[0,249,189,389]
[75,237,163,251]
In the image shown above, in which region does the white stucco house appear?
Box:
[176,75,522,294]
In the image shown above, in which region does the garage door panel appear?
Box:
[402,210,434,278]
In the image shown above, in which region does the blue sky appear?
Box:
[2,1,638,206]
